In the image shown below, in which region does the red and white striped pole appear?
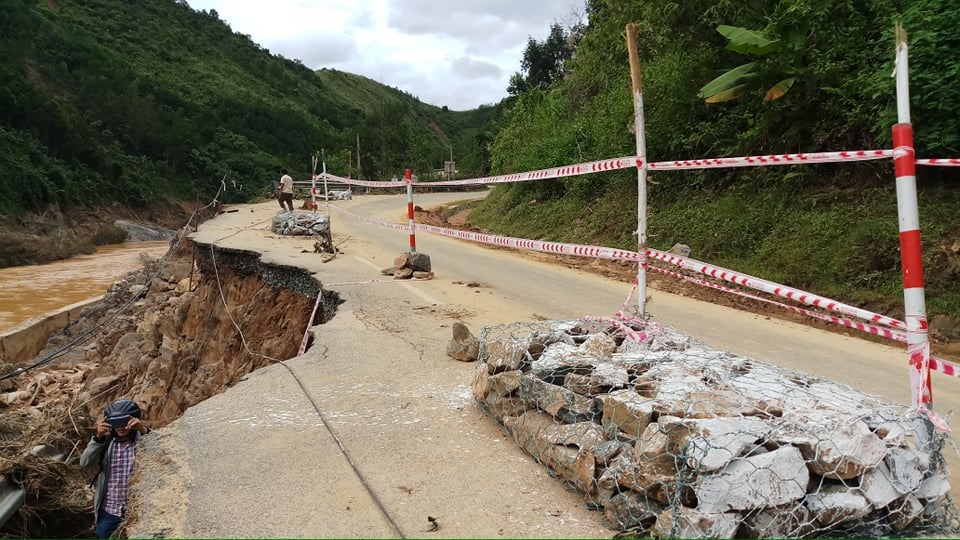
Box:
[892,25,935,433]
[626,23,648,316]
[405,168,417,253]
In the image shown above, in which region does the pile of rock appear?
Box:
[272,212,334,253]
[272,212,329,236]
[381,252,434,280]
[471,320,957,538]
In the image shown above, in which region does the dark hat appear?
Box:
[105,399,142,419]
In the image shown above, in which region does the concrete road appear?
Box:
[334,193,960,409]
[129,194,959,538]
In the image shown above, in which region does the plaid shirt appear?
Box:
[102,440,136,517]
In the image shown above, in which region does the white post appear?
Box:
[626,23,648,316]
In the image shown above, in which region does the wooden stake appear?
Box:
[625,23,648,317]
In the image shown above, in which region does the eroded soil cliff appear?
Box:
[0,239,338,537]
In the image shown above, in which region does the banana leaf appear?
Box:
[718,25,781,56]
[763,78,796,101]
[705,84,750,103]
[697,62,758,100]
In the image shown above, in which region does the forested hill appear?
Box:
[0,0,500,216]
[474,0,960,323]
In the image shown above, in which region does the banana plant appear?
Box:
[698,25,797,103]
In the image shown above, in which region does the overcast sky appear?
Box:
[187,0,585,111]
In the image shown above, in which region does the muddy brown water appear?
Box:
[0,241,171,332]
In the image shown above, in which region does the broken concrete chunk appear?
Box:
[393,267,414,279]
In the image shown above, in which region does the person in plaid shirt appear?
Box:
[80,399,151,538]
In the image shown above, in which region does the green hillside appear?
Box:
[474,0,960,323]
[0,0,500,219]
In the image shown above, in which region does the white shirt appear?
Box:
[280,174,293,194]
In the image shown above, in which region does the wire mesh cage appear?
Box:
[472,319,959,538]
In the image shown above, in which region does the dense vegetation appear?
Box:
[0,0,500,217]
[474,0,960,318]
[3,0,959,324]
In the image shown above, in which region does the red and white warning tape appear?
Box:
[320,149,900,189]
[647,249,906,330]
[647,149,892,171]
[322,156,637,188]
[917,158,960,166]
[647,266,908,342]
[929,356,960,378]
[329,206,960,380]
[315,149,960,191]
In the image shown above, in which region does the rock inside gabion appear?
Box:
[472,319,959,538]
[272,212,330,236]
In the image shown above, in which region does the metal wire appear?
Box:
[474,319,960,538]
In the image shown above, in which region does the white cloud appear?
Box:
[451,56,502,80]
[188,0,584,110]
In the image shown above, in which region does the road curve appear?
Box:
[128,193,959,537]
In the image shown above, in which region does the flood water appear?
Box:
[0,241,172,332]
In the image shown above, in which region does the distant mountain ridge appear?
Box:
[0,0,501,216]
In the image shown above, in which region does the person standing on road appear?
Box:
[278,168,295,212]
[80,399,151,539]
